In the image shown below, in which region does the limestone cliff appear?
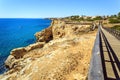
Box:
[0,19,97,80]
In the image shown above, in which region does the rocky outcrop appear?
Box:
[35,26,53,42]
[25,42,45,51]
[0,19,97,80]
[5,42,45,69]
[35,20,91,41]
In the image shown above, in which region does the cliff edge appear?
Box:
[0,19,97,80]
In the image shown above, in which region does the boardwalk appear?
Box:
[88,25,120,80]
[100,27,120,80]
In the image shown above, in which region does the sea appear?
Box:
[0,18,51,74]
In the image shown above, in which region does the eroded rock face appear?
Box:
[25,42,45,51]
[5,42,45,69]
[35,20,91,42]
[5,55,15,69]
[35,26,53,42]
[0,19,97,80]
[10,47,27,59]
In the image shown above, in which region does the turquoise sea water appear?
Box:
[0,18,51,74]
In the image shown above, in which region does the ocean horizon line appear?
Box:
[0,18,48,19]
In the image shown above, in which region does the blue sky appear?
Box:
[0,0,120,18]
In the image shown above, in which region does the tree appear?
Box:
[79,16,84,21]
[93,16,103,20]
[70,15,80,21]
[86,17,93,21]
[118,12,120,17]
[110,15,117,18]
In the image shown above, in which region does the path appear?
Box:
[100,27,120,80]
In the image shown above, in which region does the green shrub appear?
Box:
[93,16,103,20]
[118,12,120,17]
[111,25,120,31]
[109,18,120,23]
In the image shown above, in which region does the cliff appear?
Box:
[0,19,97,80]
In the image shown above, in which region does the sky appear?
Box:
[0,0,120,18]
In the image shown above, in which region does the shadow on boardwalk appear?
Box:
[100,28,120,80]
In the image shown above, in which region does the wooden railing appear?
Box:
[100,28,120,79]
[88,25,120,80]
[88,26,104,80]
[103,27,120,40]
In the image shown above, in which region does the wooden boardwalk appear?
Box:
[88,25,120,80]
[100,27,120,80]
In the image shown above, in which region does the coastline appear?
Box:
[0,18,52,74]
[0,19,97,80]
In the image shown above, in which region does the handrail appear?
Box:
[103,27,120,40]
[88,26,104,80]
[100,28,120,79]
